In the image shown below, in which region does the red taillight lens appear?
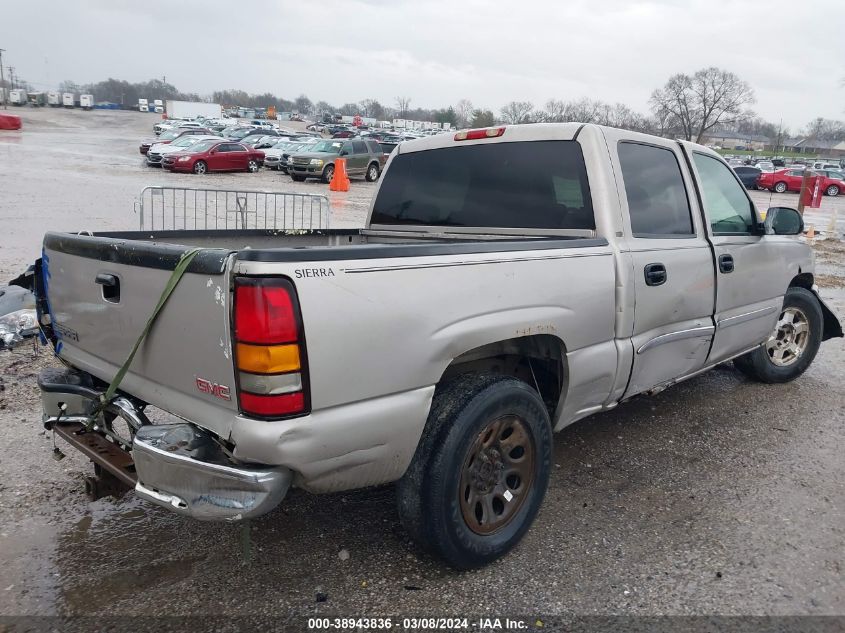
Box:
[239,391,305,417]
[454,127,506,141]
[235,281,298,344]
[233,277,308,419]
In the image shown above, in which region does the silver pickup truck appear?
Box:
[28,123,842,569]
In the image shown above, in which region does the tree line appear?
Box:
[35,68,845,143]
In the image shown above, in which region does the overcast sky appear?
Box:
[3,0,843,131]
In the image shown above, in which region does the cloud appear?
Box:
[4,0,843,129]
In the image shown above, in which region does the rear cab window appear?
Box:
[370,140,594,230]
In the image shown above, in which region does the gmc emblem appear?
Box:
[196,377,231,401]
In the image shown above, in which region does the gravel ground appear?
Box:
[0,109,843,628]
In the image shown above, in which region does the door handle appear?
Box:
[718,254,735,273]
[95,273,117,286]
[644,263,667,286]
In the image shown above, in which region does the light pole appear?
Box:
[0,49,6,109]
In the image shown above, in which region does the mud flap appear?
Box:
[814,291,843,341]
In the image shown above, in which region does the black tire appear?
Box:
[774,181,788,193]
[291,174,306,182]
[396,373,553,569]
[734,287,823,383]
[193,160,207,175]
[321,164,335,184]
[365,162,380,182]
[826,184,840,197]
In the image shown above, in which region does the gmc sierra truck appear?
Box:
[26,123,842,569]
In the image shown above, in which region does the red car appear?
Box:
[139,127,212,155]
[757,168,842,197]
[162,139,264,174]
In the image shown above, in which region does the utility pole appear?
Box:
[0,49,6,109]
[8,66,15,90]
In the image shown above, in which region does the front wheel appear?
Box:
[193,160,207,175]
[396,373,552,569]
[365,162,380,182]
[321,164,335,184]
[734,287,823,383]
[826,184,840,197]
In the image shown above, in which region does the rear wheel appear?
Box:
[734,287,823,383]
[322,164,335,184]
[774,181,788,193]
[396,373,552,569]
[826,184,840,196]
[365,162,380,182]
[247,159,259,173]
[193,160,207,175]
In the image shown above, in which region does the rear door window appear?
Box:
[617,142,694,237]
[370,140,594,230]
[352,141,367,154]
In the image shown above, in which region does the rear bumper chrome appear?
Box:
[38,367,291,522]
[132,424,291,522]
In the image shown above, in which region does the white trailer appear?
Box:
[154,99,164,113]
[62,93,75,107]
[80,94,94,109]
[392,118,406,129]
[165,100,222,120]
[48,92,62,107]
[10,89,27,106]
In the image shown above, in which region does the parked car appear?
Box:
[146,135,222,167]
[224,126,261,140]
[154,119,205,135]
[753,161,774,172]
[818,169,845,182]
[30,123,842,570]
[139,127,213,155]
[757,168,842,196]
[288,138,384,182]
[264,141,317,172]
[161,139,264,174]
[812,161,841,170]
[331,129,358,139]
[732,166,762,189]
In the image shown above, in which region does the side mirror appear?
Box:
[764,207,804,235]
[339,150,348,156]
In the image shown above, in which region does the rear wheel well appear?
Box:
[439,335,567,418]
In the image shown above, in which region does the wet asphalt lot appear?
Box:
[0,109,843,627]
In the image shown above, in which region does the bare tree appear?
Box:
[803,117,845,142]
[455,99,474,127]
[650,67,755,143]
[500,101,534,124]
[395,96,411,118]
[359,98,385,119]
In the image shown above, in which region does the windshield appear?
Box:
[186,140,217,153]
[160,130,180,140]
[173,136,201,147]
[310,140,344,153]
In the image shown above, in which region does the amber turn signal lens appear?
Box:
[236,343,300,374]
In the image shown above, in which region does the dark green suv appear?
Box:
[288,139,385,183]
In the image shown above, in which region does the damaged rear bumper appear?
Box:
[39,367,291,521]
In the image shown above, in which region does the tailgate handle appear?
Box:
[95,273,117,287]
[95,273,120,302]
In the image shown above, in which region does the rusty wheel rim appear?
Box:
[459,415,535,535]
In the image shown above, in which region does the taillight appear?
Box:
[454,127,506,141]
[233,277,309,419]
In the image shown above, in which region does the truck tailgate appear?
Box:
[42,232,238,438]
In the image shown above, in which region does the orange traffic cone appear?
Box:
[806,224,815,239]
[329,158,350,192]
